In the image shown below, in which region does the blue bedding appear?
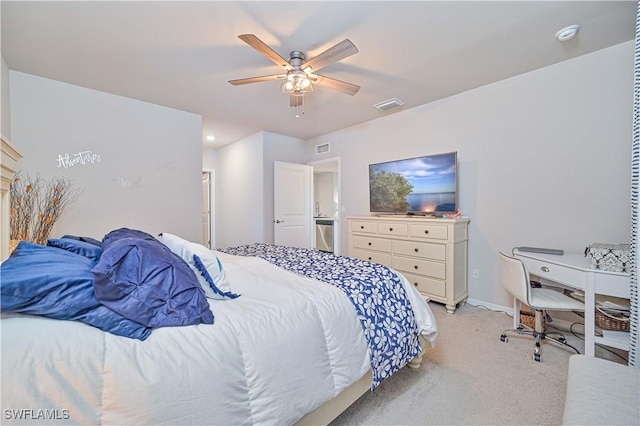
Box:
[1,228,215,339]
[1,241,151,340]
[47,237,103,263]
[93,228,214,328]
[217,243,422,389]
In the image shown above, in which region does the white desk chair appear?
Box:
[499,252,585,362]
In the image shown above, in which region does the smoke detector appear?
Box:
[556,25,580,42]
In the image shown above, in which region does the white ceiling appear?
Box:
[1,1,636,149]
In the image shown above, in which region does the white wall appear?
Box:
[203,148,217,170]
[314,172,335,218]
[305,41,634,309]
[216,130,307,248]
[10,71,203,242]
[1,56,11,139]
[216,131,264,248]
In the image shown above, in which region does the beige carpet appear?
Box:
[330,302,626,426]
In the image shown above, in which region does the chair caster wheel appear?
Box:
[500,334,508,343]
[533,353,542,362]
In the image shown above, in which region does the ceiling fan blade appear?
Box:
[290,95,303,107]
[238,34,293,71]
[302,39,358,73]
[308,74,360,96]
[228,74,285,86]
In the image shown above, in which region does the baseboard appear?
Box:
[466,298,511,313]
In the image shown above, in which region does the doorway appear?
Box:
[202,170,215,248]
[309,157,341,254]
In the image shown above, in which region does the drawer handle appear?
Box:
[414,248,419,253]
[413,282,418,287]
[541,266,550,273]
[389,227,393,231]
[360,225,364,229]
[368,257,372,261]
[368,242,372,246]
[424,230,429,234]
[414,265,419,270]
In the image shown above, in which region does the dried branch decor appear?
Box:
[10,171,83,245]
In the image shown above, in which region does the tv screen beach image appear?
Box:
[369,152,456,213]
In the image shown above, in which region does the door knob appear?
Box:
[275,219,285,224]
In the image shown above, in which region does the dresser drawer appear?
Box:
[352,235,392,253]
[402,272,446,298]
[352,249,392,267]
[393,256,446,280]
[410,224,448,240]
[378,222,408,237]
[393,240,446,261]
[351,221,377,234]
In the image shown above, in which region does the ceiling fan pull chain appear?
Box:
[295,96,305,118]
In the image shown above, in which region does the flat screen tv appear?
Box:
[369,151,457,216]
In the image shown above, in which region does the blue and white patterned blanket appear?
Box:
[217,243,422,389]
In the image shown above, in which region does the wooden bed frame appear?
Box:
[0,141,423,425]
[297,343,423,424]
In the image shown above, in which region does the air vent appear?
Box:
[316,143,330,155]
[373,98,404,111]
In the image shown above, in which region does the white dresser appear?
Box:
[348,215,469,313]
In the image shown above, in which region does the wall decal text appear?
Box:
[56,151,102,169]
[112,176,142,189]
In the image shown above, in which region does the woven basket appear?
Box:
[563,289,630,332]
[519,308,545,330]
[520,312,536,329]
[575,307,630,332]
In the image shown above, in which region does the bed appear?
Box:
[0,227,438,425]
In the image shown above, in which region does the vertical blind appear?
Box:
[629,0,639,367]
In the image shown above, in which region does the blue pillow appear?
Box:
[0,242,151,340]
[102,227,156,245]
[47,238,103,263]
[60,234,103,247]
[93,229,214,328]
[193,254,240,299]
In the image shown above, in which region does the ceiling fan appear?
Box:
[228,34,360,108]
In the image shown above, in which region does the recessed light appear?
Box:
[556,24,580,42]
[206,135,215,141]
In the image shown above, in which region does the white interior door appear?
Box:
[274,161,312,248]
[202,172,211,248]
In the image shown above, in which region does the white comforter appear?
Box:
[1,251,437,425]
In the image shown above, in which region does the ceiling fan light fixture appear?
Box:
[230,34,359,113]
[281,73,313,94]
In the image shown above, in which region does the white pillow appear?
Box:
[158,233,238,300]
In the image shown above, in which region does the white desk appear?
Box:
[513,249,630,356]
